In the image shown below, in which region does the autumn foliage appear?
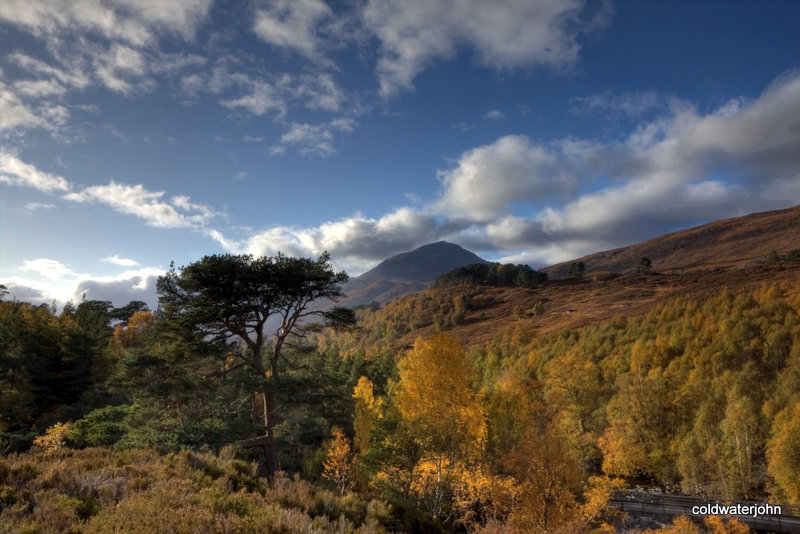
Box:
[3,263,800,532]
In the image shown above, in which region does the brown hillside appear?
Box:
[543,204,800,278]
[382,261,800,350]
[339,205,800,352]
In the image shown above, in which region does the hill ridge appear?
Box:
[543,204,800,278]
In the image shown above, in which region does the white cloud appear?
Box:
[213,68,352,123]
[220,79,287,117]
[295,73,344,112]
[0,81,46,132]
[113,0,213,40]
[0,0,149,46]
[0,8,356,142]
[0,70,70,135]
[205,228,243,253]
[73,269,162,308]
[362,0,609,97]
[9,52,91,90]
[92,43,151,95]
[273,118,356,157]
[2,265,164,308]
[253,0,334,65]
[64,180,217,228]
[13,79,67,98]
[0,151,71,192]
[268,145,287,156]
[486,109,505,120]
[450,121,474,133]
[21,258,73,280]
[102,255,140,267]
[22,201,57,213]
[244,207,441,274]
[434,135,576,222]
[0,0,211,47]
[0,1,212,136]
[39,103,71,128]
[443,71,800,259]
[571,91,663,117]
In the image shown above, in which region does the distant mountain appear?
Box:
[338,242,487,308]
[344,206,800,350]
[543,205,800,278]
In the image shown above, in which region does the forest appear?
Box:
[1,253,799,533]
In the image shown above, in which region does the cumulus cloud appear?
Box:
[433,135,576,222]
[0,151,71,192]
[21,258,74,280]
[2,265,163,308]
[244,207,443,273]
[0,280,52,304]
[64,180,217,228]
[362,0,610,97]
[73,270,161,309]
[443,70,800,260]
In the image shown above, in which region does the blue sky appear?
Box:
[2,0,800,308]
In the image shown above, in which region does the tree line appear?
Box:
[2,255,797,532]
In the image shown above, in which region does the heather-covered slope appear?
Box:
[543,204,800,278]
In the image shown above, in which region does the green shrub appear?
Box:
[70,405,130,447]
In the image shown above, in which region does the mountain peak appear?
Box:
[337,242,487,308]
[361,242,487,282]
